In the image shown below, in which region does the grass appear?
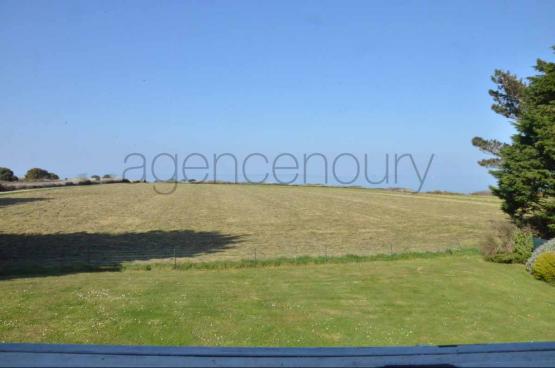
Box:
[0,183,505,269]
[121,248,479,271]
[1,253,554,346]
[0,184,552,346]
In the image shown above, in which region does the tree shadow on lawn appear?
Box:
[0,197,48,208]
[0,230,243,279]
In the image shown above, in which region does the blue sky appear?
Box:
[1,0,554,192]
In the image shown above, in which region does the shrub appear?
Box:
[0,167,18,181]
[526,238,555,272]
[24,168,59,181]
[91,175,100,180]
[479,221,533,263]
[512,229,534,263]
[479,221,514,261]
[531,252,555,282]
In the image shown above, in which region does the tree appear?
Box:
[24,168,60,181]
[0,167,18,181]
[91,175,100,180]
[477,48,555,238]
[472,70,526,168]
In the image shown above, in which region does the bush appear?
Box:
[91,175,100,180]
[526,238,555,272]
[479,221,533,263]
[0,167,18,181]
[479,221,514,261]
[512,229,534,263]
[531,252,555,282]
[24,168,59,181]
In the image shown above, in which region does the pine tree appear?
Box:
[472,70,525,168]
[488,49,555,238]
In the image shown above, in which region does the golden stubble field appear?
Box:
[0,183,505,266]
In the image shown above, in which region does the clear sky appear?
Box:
[1,0,554,192]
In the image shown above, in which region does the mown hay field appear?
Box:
[0,183,504,269]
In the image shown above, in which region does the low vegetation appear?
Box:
[1,182,550,348]
[478,221,555,284]
[527,238,555,271]
[532,252,555,282]
[124,248,477,271]
[0,183,505,271]
[1,253,554,346]
[479,221,533,264]
[0,176,131,192]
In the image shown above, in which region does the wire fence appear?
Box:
[0,233,468,277]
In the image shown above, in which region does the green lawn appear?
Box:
[1,254,553,346]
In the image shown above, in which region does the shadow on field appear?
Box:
[0,197,48,208]
[0,230,242,279]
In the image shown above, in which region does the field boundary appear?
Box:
[0,182,499,205]
[0,248,480,278]
[122,247,480,271]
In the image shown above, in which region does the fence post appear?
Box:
[173,245,177,270]
[389,243,393,255]
[86,246,91,269]
[254,248,257,264]
[60,246,64,271]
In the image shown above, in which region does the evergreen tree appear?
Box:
[472,70,525,168]
[484,48,555,238]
